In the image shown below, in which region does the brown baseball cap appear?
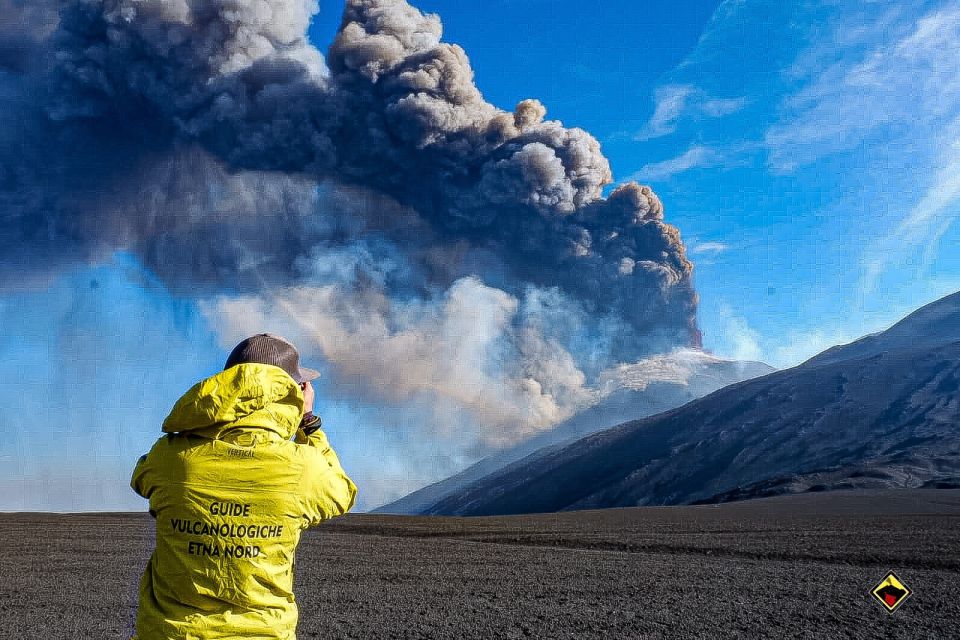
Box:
[224,334,320,384]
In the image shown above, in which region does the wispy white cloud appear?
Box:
[629,145,723,181]
[765,5,960,172]
[635,85,695,141]
[863,123,960,293]
[635,84,747,141]
[689,241,730,255]
[901,134,960,239]
[702,96,749,118]
[761,4,960,295]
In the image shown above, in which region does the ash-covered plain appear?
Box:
[1,489,959,639]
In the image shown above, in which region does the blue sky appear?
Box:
[3,0,959,510]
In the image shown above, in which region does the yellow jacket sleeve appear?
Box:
[131,445,158,500]
[295,428,357,526]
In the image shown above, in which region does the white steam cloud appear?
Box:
[204,277,595,451]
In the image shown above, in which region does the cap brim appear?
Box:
[297,366,321,383]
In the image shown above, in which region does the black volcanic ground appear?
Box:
[2,490,959,639]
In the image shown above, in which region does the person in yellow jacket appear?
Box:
[131,334,357,640]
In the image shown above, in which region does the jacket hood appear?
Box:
[162,363,304,440]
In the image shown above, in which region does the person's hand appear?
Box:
[298,380,322,436]
[300,380,315,415]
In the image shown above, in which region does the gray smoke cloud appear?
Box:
[4,0,697,348]
[1,0,701,495]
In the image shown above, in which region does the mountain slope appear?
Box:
[806,291,960,367]
[426,292,960,515]
[374,354,773,514]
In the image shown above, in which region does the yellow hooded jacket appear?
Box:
[131,363,357,640]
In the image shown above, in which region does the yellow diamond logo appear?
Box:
[871,571,911,613]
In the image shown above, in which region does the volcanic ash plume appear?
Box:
[0,0,701,474]
[9,0,697,348]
